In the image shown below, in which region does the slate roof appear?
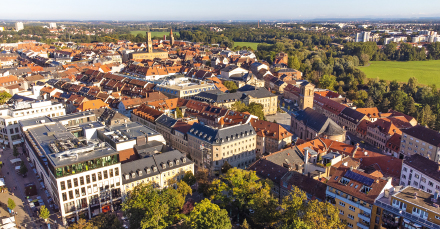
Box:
[295,108,344,136]
[193,87,275,103]
[401,125,440,147]
[404,154,440,183]
[155,115,177,129]
[339,107,366,124]
[188,122,255,145]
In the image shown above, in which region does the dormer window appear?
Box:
[138,170,142,176]
[147,168,151,174]
[182,157,187,163]
[176,159,180,165]
[131,172,136,178]
[153,166,157,172]
[125,174,129,180]
[169,161,173,167]
[162,163,166,169]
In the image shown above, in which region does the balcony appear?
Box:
[375,199,440,229]
[357,222,369,229]
[358,213,371,222]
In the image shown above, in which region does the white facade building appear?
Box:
[15,22,24,31]
[0,100,65,148]
[399,154,440,195]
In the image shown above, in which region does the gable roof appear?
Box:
[295,108,344,136]
[404,154,440,183]
[401,125,440,147]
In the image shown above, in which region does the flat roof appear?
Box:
[100,122,160,143]
[394,186,440,214]
[27,122,118,168]
[50,111,95,122]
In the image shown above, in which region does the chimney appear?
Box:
[353,143,360,157]
[136,136,147,146]
[304,149,309,164]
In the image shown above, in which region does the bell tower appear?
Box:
[299,82,315,110]
[170,28,174,46]
[146,31,153,53]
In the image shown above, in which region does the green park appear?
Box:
[359,60,440,86]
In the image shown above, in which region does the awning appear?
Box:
[1,217,15,225]
[10,158,21,164]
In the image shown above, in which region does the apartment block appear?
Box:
[372,186,440,229]
[400,125,440,162]
[400,154,440,193]
[326,167,392,229]
[0,100,65,148]
[187,122,257,174]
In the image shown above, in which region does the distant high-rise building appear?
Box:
[355,31,371,42]
[15,22,23,31]
[49,22,57,29]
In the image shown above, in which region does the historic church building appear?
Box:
[290,82,346,142]
[128,31,171,61]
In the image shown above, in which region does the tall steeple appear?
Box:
[146,31,153,53]
[170,28,174,46]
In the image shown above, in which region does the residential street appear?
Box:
[0,146,64,229]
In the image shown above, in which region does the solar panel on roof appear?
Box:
[343,170,374,186]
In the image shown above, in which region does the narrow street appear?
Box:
[0,146,64,229]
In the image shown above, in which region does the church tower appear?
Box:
[299,82,315,110]
[146,31,153,53]
[170,28,174,46]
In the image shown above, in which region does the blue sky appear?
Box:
[1,0,440,21]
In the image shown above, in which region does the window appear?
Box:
[73,178,78,187]
[349,206,355,211]
[339,201,345,207]
[92,174,96,182]
[115,168,119,176]
[109,169,113,177]
[392,199,407,210]
[86,175,91,184]
[98,172,102,180]
[69,190,73,199]
[339,210,344,215]
[403,167,407,172]
[347,223,353,228]
[420,185,425,190]
[429,181,434,187]
[104,170,108,179]
[402,174,406,179]
[413,181,418,186]
[436,216,440,220]
[427,189,433,193]
[67,180,72,189]
[80,177,84,186]
[348,214,354,220]
[60,181,66,190]
[62,192,67,201]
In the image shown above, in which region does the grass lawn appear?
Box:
[129,31,178,38]
[233,42,261,50]
[358,60,440,86]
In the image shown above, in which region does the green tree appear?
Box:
[0,92,11,105]
[175,107,183,118]
[405,77,418,96]
[13,146,18,158]
[90,213,124,229]
[19,161,28,175]
[68,219,98,229]
[182,171,196,186]
[405,97,417,117]
[221,161,233,174]
[223,81,238,93]
[288,55,301,70]
[39,205,50,221]
[241,219,250,229]
[195,169,211,196]
[365,97,375,108]
[420,104,435,128]
[186,199,231,229]
[231,101,248,112]
[319,74,337,90]
[389,91,408,112]
[247,102,266,121]
[389,80,400,91]
[122,184,169,229]
[7,198,15,211]
[177,180,192,198]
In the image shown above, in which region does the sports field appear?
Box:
[359,60,440,86]
[233,42,261,50]
[129,31,178,38]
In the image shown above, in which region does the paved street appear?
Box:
[265,112,291,131]
[0,146,64,229]
[346,132,382,154]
